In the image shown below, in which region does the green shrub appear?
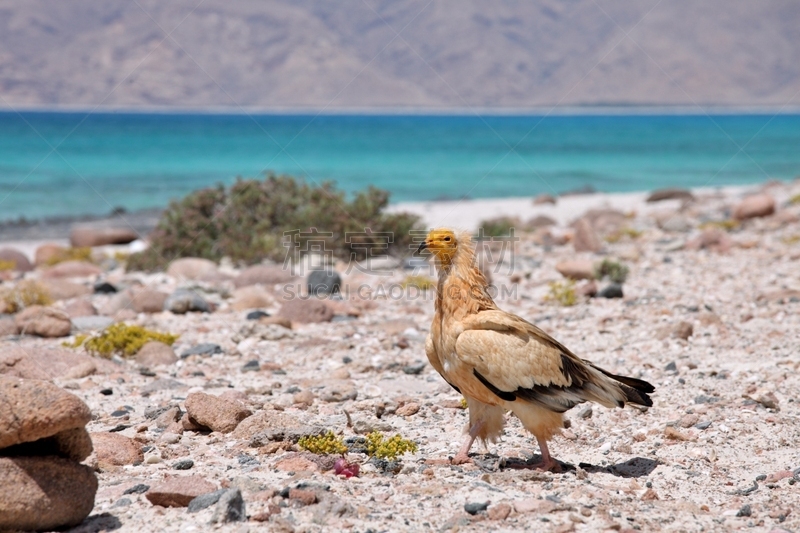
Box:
[365,432,418,460]
[698,219,739,232]
[605,227,643,243]
[478,216,519,238]
[73,323,178,358]
[593,259,630,284]
[127,174,421,271]
[544,280,577,307]
[45,247,93,266]
[298,431,347,455]
[1,281,52,313]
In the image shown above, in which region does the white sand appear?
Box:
[388,185,759,231]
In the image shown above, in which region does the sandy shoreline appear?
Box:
[1,182,789,259]
[387,185,766,231]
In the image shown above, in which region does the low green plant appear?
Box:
[113,251,130,263]
[544,280,576,307]
[1,280,53,313]
[298,431,347,455]
[62,334,88,349]
[699,219,739,232]
[459,397,468,409]
[605,227,643,243]
[593,258,630,284]
[0,260,16,271]
[127,174,421,271]
[788,193,800,205]
[45,247,93,266]
[74,323,178,358]
[400,275,436,291]
[478,216,519,238]
[365,432,418,460]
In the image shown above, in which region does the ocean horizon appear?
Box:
[1,111,799,222]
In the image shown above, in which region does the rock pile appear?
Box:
[0,375,97,531]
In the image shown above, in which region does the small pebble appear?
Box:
[402,361,426,375]
[464,501,489,515]
[123,484,150,495]
[111,498,132,508]
[93,282,118,294]
[737,504,751,517]
[241,360,261,372]
[173,459,194,470]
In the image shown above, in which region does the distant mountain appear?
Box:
[1,0,799,109]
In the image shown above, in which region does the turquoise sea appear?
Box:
[1,112,799,221]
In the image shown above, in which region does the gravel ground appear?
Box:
[3,181,800,533]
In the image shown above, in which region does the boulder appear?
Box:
[231,286,274,311]
[0,426,93,463]
[167,258,218,280]
[15,306,72,337]
[526,215,557,229]
[63,298,97,318]
[656,321,694,340]
[0,375,92,450]
[576,280,598,297]
[572,218,603,253]
[93,281,118,294]
[555,260,595,280]
[733,194,776,220]
[91,433,144,468]
[0,248,33,272]
[233,264,294,288]
[0,346,116,380]
[71,316,114,332]
[98,290,134,316]
[647,188,695,203]
[42,260,102,279]
[597,283,624,298]
[0,456,97,531]
[532,194,557,205]
[34,244,68,267]
[145,476,217,508]
[132,289,169,313]
[319,380,358,402]
[41,279,92,301]
[210,488,246,523]
[656,212,692,233]
[135,341,178,366]
[307,269,341,296]
[0,317,18,336]
[231,410,318,443]
[184,392,252,433]
[278,298,333,324]
[70,226,139,247]
[685,228,732,253]
[164,289,209,314]
[581,208,628,236]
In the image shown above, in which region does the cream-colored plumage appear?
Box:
[421,228,654,470]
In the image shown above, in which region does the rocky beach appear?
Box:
[1,180,799,532]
